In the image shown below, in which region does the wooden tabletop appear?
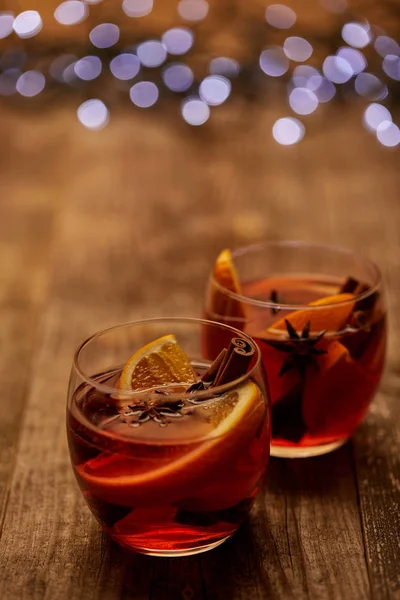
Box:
[0,87,399,600]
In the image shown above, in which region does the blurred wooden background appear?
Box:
[0,1,399,598]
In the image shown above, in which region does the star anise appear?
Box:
[124,397,184,427]
[263,319,328,378]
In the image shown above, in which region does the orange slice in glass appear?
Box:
[269,292,355,334]
[210,249,246,320]
[117,334,197,392]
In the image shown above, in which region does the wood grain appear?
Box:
[0,80,399,599]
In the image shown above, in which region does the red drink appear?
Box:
[204,244,387,457]
[67,319,270,556]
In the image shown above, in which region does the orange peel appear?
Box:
[269,293,355,334]
[209,249,246,320]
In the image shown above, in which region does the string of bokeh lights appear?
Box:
[0,1,399,147]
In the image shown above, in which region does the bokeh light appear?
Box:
[181,97,210,125]
[341,22,371,49]
[161,27,194,55]
[382,55,400,81]
[89,23,120,49]
[199,75,231,106]
[110,53,140,80]
[323,55,352,83]
[283,37,313,62]
[77,99,109,130]
[63,62,78,84]
[0,12,14,39]
[337,47,366,75]
[314,78,336,102]
[292,65,322,90]
[289,87,318,115]
[122,0,153,18]
[178,0,209,22]
[162,64,193,92]
[0,69,20,96]
[354,73,387,100]
[54,1,88,26]
[209,57,240,78]
[49,54,77,82]
[376,122,400,147]
[265,4,296,29]
[13,11,43,39]
[363,103,392,132]
[74,56,102,81]
[129,81,159,107]
[272,117,304,145]
[374,36,400,58]
[259,47,289,77]
[137,41,167,67]
[16,71,45,97]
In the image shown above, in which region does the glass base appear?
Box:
[270,438,348,458]
[124,535,232,557]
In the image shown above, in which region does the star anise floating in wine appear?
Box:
[263,319,328,378]
[124,397,184,427]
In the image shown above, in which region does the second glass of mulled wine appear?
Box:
[204,241,387,458]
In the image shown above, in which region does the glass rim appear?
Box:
[210,240,382,311]
[73,316,263,400]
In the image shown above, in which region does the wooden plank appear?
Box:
[150,557,205,600]
[0,306,154,600]
[200,446,370,600]
[353,386,400,599]
[0,310,37,531]
[0,189,54,539]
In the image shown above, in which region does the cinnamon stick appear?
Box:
[201,348,227,383]
[213,338,255,386]
[340,276,379,312]
[340,276,362,294]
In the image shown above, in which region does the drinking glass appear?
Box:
[204,242,387,458]
[67,317,270,556]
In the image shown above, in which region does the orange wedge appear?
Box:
[117,334,197,392]
[209,249,246,320]
[77,380,265,507]
[269,293,355,334]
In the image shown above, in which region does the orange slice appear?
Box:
[269,293,355,334]
[76,380,265,507]
[209,249,246,320]
[117,334,197,392]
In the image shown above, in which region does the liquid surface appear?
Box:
[74,369,253,443]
